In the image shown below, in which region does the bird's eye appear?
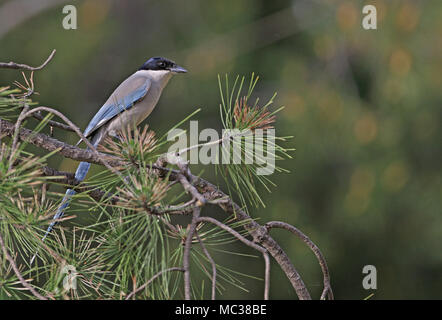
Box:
[158,61,166,68]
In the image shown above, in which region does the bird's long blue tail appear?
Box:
[31,142,96,263]
[41,161,91,241]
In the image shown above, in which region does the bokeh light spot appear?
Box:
[336,2,358,31]
[345,166,375,215]
[284,93,305,119]
[413,111,438,141]
[80,0,111,30]
[350,166,376,197]
[396,3,420,32]
[314,35,336,61]
[354,112,378,144]
[389,48,412,77]
[382,161,409,192]
[317,91,343,124]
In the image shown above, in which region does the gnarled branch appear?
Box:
[265,221,333,300]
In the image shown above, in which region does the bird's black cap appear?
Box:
[139,57,187,73]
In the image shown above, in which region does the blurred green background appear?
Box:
[1,0,441,299]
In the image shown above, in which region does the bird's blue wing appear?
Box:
[31,75,152,264]
[83,77,151,138]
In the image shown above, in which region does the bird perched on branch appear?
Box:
[31,57,187,263]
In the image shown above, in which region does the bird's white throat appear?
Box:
[136,69,173,89]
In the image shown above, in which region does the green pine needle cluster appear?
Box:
[216,74,293,211]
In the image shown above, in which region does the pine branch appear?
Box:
[0,117,123,167]
[0,117,313,299]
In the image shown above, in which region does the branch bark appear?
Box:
[0,49,56,71]
[197,216,270,300]
[0,233,48,300]
[183,206,201,300]
[196,232,217,300]
[265,221,333,300]
[0,118,122,167]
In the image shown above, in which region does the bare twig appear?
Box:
[151,205,194,216]
[0,49,56,71]
[8,103,29,169]
[12,71,36,98]
[159,200,196,216]
[125,267,184,300]
[1,110,121,177]
[170,130,248,158]
[20,106,121,177]
[195,180,310,299]
[178,174,206,206]
[9,73,75,132]
[28,227,65,264]
[197,217,265,253]
[196,216,270,300]
[196,232,216,300]
[39,165,194,216]
[166,199,196,212]
[263,251,270,300]
[183,206,201,300]
[31,164,195,215]
[164,154,206,206]
[0,233,48,300]
[30,111,75,132]
[40,165,120,204]
[265,221,333,300]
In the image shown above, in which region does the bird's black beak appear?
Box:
[170,65,188,73]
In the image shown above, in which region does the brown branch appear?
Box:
[8,103,30,169]
[178,173,206,206]
[125,267,184,300]
[28,227,65,265]
[196,216,270,300]
[39,165,196,215]
[196,232,217,300]
[183,206,201,300]
[265,221,333,300]
[159,203,195,216]
[0,118,123,167]
[194,179,311,299]
[0,233,48,300]
[0,49,56,71]
[40,165,120,204]
[166,199,196,212]
[263,251,270,300]
[19,106,121,177]
[31,111,75,132]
